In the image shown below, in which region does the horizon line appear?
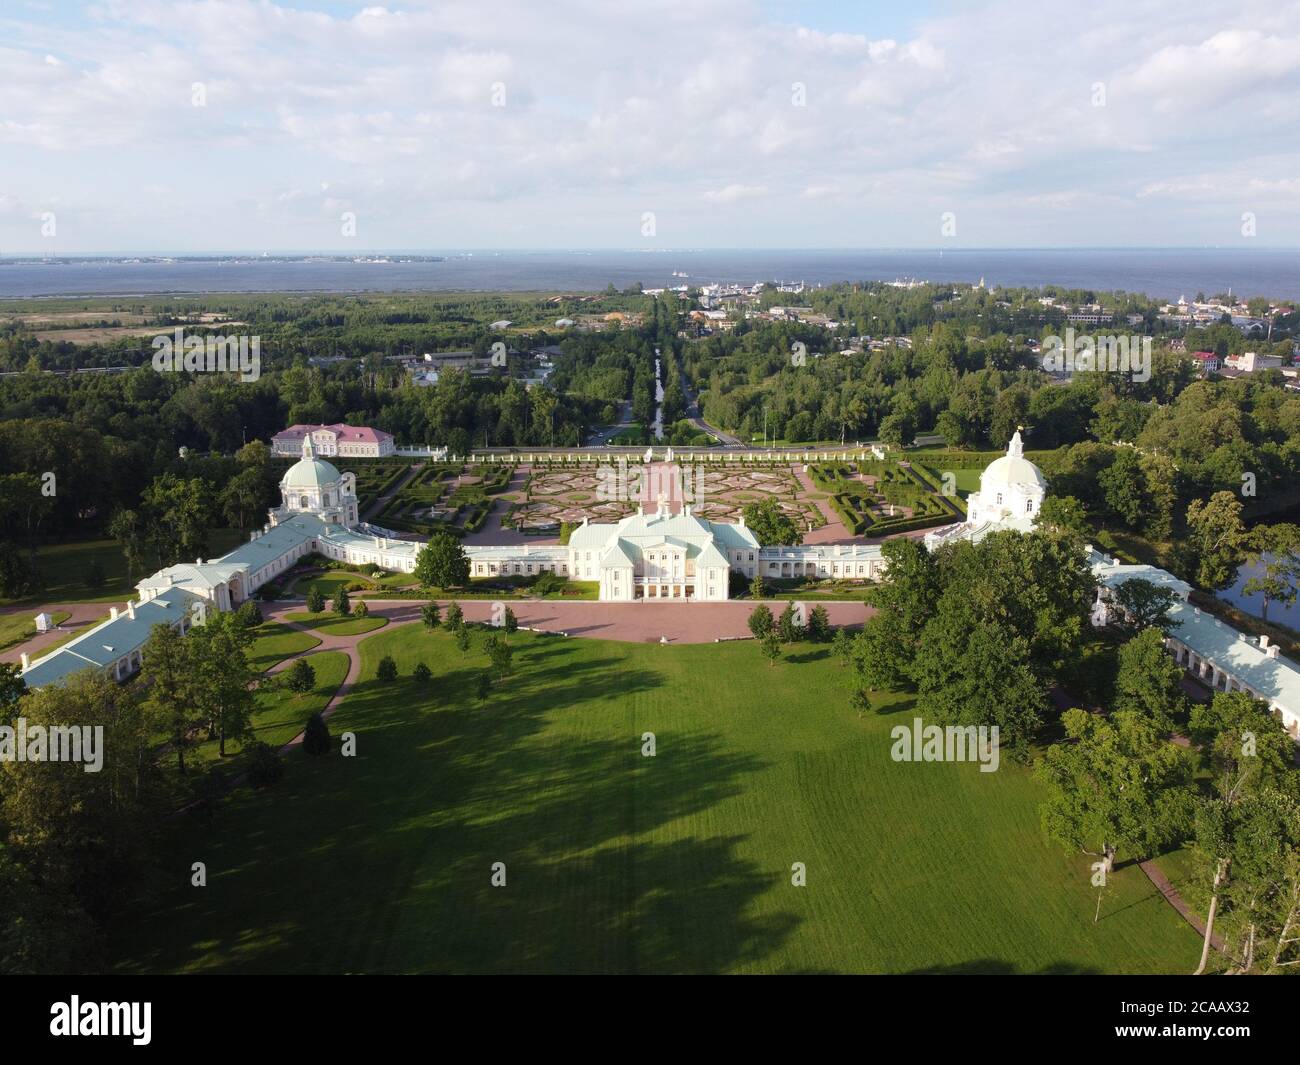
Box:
[1,245,1298,258]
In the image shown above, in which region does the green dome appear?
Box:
[282,457,340,489]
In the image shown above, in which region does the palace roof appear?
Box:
[20,587,204,689]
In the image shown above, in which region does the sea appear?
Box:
[1,248,1298,301]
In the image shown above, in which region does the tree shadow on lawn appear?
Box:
[117,651,798,974]
[871,694,919,717]
[784,647,832,665]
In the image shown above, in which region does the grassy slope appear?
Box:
[113,626,1201,975]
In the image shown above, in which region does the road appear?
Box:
[585,399,635,445]
[678,366,744,446]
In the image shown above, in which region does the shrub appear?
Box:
[353,600,369,618]
[376,655,398,682]
[413,662,431,683]
[307,587,326,613]
[235,599,263,627]
[532,571,565,595]
[247,742,284,788]
[285,657,316,694]
[333,587,351,616]
[302,712,331,756]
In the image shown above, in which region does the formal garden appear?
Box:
[507,462,825,534]
[371,463,514,537]
[807,459,963,537]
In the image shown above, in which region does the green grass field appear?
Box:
[0,609,70,650]
[247,622,321,673]
[1,531,248,608]
[289,570,375,596]
[112,625,1202,974]
[282,612,389,636]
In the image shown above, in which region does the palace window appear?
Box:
[996,493,1003,505]
[1026,499,1034,513]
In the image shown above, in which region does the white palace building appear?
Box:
[15,433,1300,739]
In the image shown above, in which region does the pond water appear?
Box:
[1219,554,1299,625]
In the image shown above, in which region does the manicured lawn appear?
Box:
[0,609,70,650]
[465,578,600,601]
[113,626,1202,975]
[248,622,321,673]
[761,582,874,602]
[290,570,376,596]
[175,651,351,775]
[283,611,388,636]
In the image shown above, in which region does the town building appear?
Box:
[1191,350,1221,375]
[1223,351,1284,374]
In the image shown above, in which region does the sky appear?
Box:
[1,0,1299,253]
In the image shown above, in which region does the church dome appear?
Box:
[979,430,1046,492]
[281,436,341,488]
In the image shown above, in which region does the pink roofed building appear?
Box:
[271,423,396,458]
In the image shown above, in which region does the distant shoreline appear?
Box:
[1,247,1298,301]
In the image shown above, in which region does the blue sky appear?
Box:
[1,0,1298,253]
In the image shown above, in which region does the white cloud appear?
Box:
[703,184,769,204]
[0,0,1295,249]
